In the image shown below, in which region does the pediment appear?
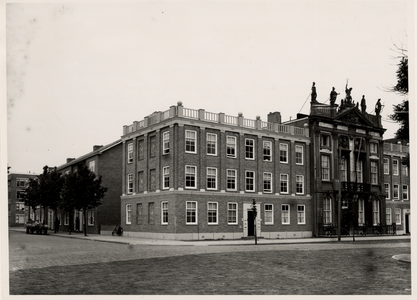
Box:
[335,108,373,127]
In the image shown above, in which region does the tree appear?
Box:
[61,166,107,236]
[23,177,41,221]
[40,166,63,224]
[389,51,409,141]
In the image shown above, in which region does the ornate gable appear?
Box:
[335,108,373,127]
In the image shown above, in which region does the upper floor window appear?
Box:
[393,159,399,175]
[383,158,389,174]
[207,133,217,156]
[185,130,197,153]
[370,161,378,185]
[245,139,254,160]
[321,155,330,181]
[295,145,303,165]
[185,165,197,189]
[402,185,409,200]
[340,157,347,182]
[16,178,28,187]
[393,184,399,200]
[163,167,169,190]
[245,171,255,192]
[206,167,217,190]
[263,172,272,193]
[150,136,156,157]
[163,131,170,155]
[296,175,304,194]
[370,142,378,154]
[226,136,237,158]
[279,143,288,163]
[402,164,408,176]
[138,140,144,160]
[127,174,133,194]
[16,190,26,199]
[356,160,363,183]
[88,160,95,173]
[280,174,288,194]
[384,183,390,199]
[263,141,272,161]
[227,169,237,191]
[127,143,133,163]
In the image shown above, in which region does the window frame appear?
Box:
[206,167,217,190]
[295,145,303,165]
[226,169,237,191]
[370,161,378,185]
[321,155,330,181]
[370,142,378,154]
[227,202,238,225]
[185,130,197,153]
[264,204,274,225]
[296,175,304,195]
[127,143,133,163]
[323,197,332,224]
[384,183,390,199]
[383,158,389,174]
[263,172,272,193]
[393,159,399,175]
[245,139,255,160]
[395,208,401,225]
[207,202,218,225]
[163,131,170,155]
[386,208,392,225]
[372,200,380,225]
[297,205,305,225]
[279,143,288,163]
[245,170,255,192]
[402,185,409,200]
[162,166,170,190]
[186,201,197,225]
[358,199,364,225]
[87,210,95,226]
[127,173,133,194]
[393,184,399,200]
[185,165,197,189]
[226,136,237,158]
[281,204,290,225]
[280,173,289,194]
[126,204,132,224]
[161,201,168,225]
[206,133,217,156]
[263,140,272,161]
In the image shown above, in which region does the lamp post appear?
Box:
[252,199,257,245]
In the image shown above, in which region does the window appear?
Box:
[127,143,133,163]
[16,178,28,187]
[163,131,170,154]
[263,141,272,161]
[295,145,303,165]
[149,169,156,192]
[185,130,197,153]
[358,199,364,225]
[393,184,399,200]
[227,203,238,224]
[395,208,401,225]
[245,171,255,192]
[356,160,363,183]
[245,139,254,159]
[64,213,69,225]
[161,202,168,224]
[372,200,380,225]
[402,164,408,176]
[279,143,288,163]
[226,136,237,158]
[163,167,170,190]
[320,134,331,148]
[384,183,390,199]
[88,160,95,173]
[340,157,347,182]
[138,171,144,192]
[321,155,330,181]
[136,203,143,224]
[16,190,26,199]
[207,167,217,190]
[383,158,389,174]
[87,211,94,226]
[16,202,25,211]
[402,185,409,200]
[127,174,133,194]
[138,140,144,160]
[148,202,155,224]
[386,208,392,225]
[263,172,272,193]
[207,133,217,155]
[185,166,197,189]
[323,197,332,224]
[126,204,132,224]
[150,136,156,157]
[15,214,25,224]
[370,161,378,185]
[370,142,378,154]
[393,159,399,175]
[281,204,290,224]
[227,169,237,191]
[280,174,288,194]
[207,202,218,224]
[296,175,304,194]
[297,205,305,224]
[186,201,197,224]
[264,204,273,224]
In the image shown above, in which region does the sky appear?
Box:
[4,0,413,174]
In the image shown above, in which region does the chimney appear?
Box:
[66,158,75,163]
[267,112,281,124]
[93,145,103,151]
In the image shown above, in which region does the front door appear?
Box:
[247,211,255,236]
[405,214,410,234]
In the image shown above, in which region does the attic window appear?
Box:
[320,134,331,149]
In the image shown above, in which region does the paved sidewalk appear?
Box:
[9,227,411,246]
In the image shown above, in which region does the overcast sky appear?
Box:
[5,0,412,174]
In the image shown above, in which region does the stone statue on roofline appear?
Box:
[311,82,318,103]
[375,99,382,115]
[360,95,366,113]
[329,87,339,106]
[345,83,353,105]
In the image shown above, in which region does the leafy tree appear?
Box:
[61,165,107,236]
[23,177,41,221]
[389,52,409,141]
[40,166,63,223]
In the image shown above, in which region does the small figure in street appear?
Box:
[375,99,382,115]
[311,82,318,103]
[360,95,367,113]
[75,216,80,232]
[329,87,339,106]
[54,217,59,233]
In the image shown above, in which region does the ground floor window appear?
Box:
[161,202,168,224]
[297,205,305,224]
[148,202,155,224]
[386,208,392,225]
[264,204,273,224]
[126,204,132,224]
[136,203,143,224]
[64,213,69,225]
[15,214,25,224]
[88,210,95,226]
[323,197,332,224]
[372,200,380,225]
[358,199,364,225]
[207,202,218,224]
[186,201,197,224]
[281,204,290,224]
[227,202,237,224]
[395,208,401,225]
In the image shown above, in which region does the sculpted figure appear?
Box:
[330,87,339,105]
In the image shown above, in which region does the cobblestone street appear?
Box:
[7,231,411,295]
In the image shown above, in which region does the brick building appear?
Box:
[120,102,312,240]
[383,139,410,234]
[7,172,37,227]
[55,140,123,234]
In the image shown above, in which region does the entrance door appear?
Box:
[405,214,410,234]
[247,211,255,236]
